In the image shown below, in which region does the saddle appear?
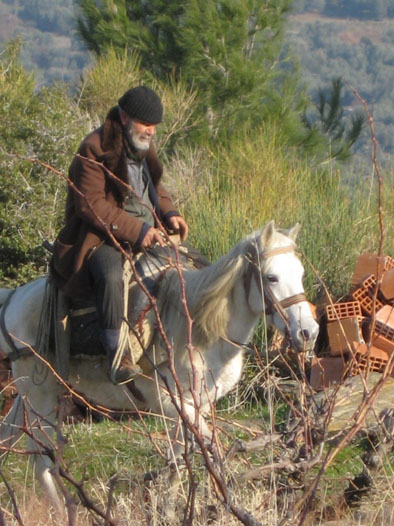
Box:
[52,239,209,378]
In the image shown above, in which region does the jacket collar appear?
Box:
[101,105,163,187]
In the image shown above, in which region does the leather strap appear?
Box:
[69,306,97,318]
[278,293,306,310]
[261,245,295,259]
[244,244,306,318]
[0,289,33,361]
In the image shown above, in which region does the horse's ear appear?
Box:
[260,220,276,247]
[287,223,300,241]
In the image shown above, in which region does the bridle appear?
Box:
[244,244,307,319]
[221,244,307,352]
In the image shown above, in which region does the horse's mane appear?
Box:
[187,242,246,344]
[156,234,251,346]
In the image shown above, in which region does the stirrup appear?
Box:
[109,354,143,385]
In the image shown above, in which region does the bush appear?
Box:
[0,41,89,285]
[77,47,198,153]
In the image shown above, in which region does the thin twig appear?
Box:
[0,468,25,526]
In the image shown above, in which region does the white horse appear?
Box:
[0,221,318,510]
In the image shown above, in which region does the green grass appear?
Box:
[63,418,160,480]
[0,417,165,501]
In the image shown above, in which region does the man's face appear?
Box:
[130,119,156,151]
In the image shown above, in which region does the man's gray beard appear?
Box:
[131,131,151,152]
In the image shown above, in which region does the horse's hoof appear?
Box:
[143,470,158,484]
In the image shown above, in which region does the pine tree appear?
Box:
[303,77,365,161]
[76,0,309,140]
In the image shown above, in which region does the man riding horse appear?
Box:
[50,86,189,385]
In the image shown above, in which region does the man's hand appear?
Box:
[140,227,165,248]
[167,216,189,242]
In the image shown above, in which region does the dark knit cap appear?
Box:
[118,86,163,124]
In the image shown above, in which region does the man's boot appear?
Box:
[100,328,142,385]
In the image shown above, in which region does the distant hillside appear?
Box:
[0,0,88,86]
[287,0,394,160]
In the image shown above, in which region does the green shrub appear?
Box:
[77,47,198,152]
[0,41,89,285]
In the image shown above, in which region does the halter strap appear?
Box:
[0,289,32,361]
[261,245,295,259]
[277,293,307,310]
[244,244,306,317]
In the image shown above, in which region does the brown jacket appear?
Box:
[51,106,178,298]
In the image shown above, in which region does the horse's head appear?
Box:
[245,221,319,352]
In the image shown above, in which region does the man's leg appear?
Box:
[87,244,141,384]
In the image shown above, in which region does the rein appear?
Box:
[0,289,32,361]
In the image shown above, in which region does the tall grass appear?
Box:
[165,125,394,301]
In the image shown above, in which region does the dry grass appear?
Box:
[1,390,393,526]
[2,467,393,526]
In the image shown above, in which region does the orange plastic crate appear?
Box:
[326,301,362,321]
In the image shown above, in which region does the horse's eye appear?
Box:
[266,274,278,284]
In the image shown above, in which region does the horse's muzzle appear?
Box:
[287,323,319,353]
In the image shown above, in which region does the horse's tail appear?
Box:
[0,289,14,308]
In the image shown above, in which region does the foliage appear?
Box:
[287,6,394,159]
[292,0,394,19]
[303,77,365,161]
[0,0,88,86]
[78,47,198,153]
[78,46,143,122]
[18,0,75,34]
[1,0,393,161]
[0,41,89,285]
[75,0,313,145]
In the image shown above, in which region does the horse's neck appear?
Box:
[161,261,258,348]
[226,279,260,345]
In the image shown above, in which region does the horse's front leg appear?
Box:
[148,401,212,524]
[12,359,65,515]
[136,373,210,519]
[0,393,25,454]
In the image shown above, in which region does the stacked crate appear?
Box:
[350,253,394,376]
[325,301,364,356]
[310,253,394,390]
